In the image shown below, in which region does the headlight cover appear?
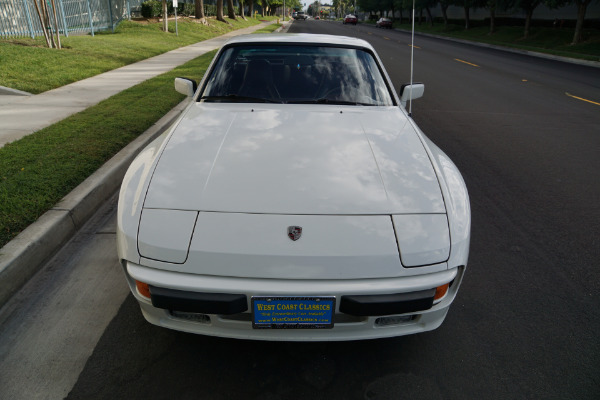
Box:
[392,214,450,267]
[138,209,198,263]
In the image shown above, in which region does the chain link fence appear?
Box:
[0,0,224,39]
[0,0,145,38]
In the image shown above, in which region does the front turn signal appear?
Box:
[434,283,449,301]
[135,280,151,299]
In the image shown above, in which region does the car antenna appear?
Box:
[409,0,416,117]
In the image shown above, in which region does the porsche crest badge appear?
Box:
[287,226,302,241]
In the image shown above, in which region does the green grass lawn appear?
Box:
[0,16,273,94]
[0,50,216,248]
[0,19,282,248]
[391,22,600,61]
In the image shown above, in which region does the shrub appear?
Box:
[141,1,195,18]
[141,0,162,18]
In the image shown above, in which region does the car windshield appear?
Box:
[200,44,395,106]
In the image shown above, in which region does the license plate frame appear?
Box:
[251,296,336,329]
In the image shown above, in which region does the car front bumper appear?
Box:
[124,262,465,341]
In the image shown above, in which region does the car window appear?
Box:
[200,44,395,106]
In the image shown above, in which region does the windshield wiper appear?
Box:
[287,98,374,106]
[200,95,281,103]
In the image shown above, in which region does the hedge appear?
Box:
[141,1,196,18]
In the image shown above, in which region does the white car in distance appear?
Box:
[117,34,471,341]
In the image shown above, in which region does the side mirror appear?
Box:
[399,83,425,108]
[174,77,197,97]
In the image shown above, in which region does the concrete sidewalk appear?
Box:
[0,19,292,308]
[0,20,273,148]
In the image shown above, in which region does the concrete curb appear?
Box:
[0,99,189,308]
[275,19,293,33]
[396,29,600,69]
[0,86,32,96]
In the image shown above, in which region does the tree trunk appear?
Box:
[227,0,236,19]
[33,0,52,47]
[489,8,496,34]
[571,0,590,45]
[217,0,226,22]
[249,0,254,17]
[41,0,57,47]
[50,0,61,48]
[425,7,433,27]
[239,1,246,20]
[464,6,470,30]
[195,0,206,22]
[162,0,168,32]
[524,8,533,39]
[441,4,448,28]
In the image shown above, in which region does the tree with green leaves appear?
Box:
[286,0,303,16]
[270,0,284,15]
[357,0,376,15]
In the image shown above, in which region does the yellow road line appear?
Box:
[455,58,480,67]
[408,44,421,49]
[565,92,600,106]
[384,37,390,40]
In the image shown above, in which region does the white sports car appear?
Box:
[117,34,470,341]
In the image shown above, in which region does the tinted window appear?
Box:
[200,44,395,106]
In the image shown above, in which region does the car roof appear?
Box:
[223,34,374,51]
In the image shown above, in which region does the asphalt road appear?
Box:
[1,19,598,400]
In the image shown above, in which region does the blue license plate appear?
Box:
[252,296,335,329]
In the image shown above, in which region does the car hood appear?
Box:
[143,104,445,215]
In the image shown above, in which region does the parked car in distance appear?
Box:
[294,11,307,20]
[117,33,471,342]
[376,17,393,28]
[343,14,358,25]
